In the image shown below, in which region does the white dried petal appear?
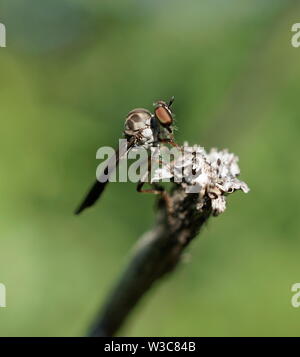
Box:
[151,166,173,182]
[151,143,249,216]
[211,196,226,216]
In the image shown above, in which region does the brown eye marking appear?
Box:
[155,106,173,126]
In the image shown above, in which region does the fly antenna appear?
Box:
[168,96,175,108]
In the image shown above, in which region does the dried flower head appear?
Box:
[152,144,249,216]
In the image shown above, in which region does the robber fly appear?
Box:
[75,97,176,215]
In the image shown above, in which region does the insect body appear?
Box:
[75,98,175,215]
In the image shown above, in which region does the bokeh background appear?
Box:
[0,0,299,337]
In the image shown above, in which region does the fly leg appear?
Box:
[136,156,173,220]
[137,181,173,221]
[158,135,181,150]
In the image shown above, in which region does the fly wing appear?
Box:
[75,137,135,215]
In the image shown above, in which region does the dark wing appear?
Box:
[75,137,135,215]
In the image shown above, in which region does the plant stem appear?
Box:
[88,187,211,337]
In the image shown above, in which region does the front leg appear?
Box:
[158,135,180,149]
[137,181,173,217]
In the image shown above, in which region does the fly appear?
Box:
[75,97,176,215]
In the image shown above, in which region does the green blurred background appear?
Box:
[0,0,300,336]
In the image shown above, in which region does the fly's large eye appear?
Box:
[155,106,173,127]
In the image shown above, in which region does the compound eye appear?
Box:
[155,106,173,127]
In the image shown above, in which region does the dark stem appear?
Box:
[88,186,212,337]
